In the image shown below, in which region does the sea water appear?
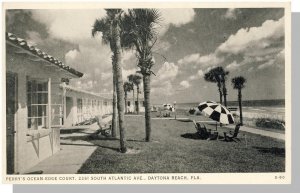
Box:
[157,99,285,121]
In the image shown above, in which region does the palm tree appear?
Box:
[121,9,161,142]
[127,74,136,113]
[204,67,229,106]
[204,68,223,104]
[132,74,142,114]
[123,81,133,113]
[92,9,127,153]
[232,76,246,125]
[128,74,142,114]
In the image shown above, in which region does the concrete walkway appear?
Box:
[25,123,100,174]
[227,125,285,141]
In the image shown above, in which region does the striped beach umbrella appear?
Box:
[198,101,234,125]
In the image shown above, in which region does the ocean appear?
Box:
[166,99,285,121]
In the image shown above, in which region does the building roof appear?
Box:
[6,32,83,78]
[61,84,112,100]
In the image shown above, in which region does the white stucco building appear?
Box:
[5,32,112,174]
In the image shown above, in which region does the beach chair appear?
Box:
[192,120,209,139]
[96,115,112,136]
[223,124,242,142]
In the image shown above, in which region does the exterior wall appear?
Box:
[126,98,145,113]
[62,88,113,127]
[6,46,65,174]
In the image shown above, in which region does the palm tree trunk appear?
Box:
[223,81,227,107]
[143,74,151,142]
[238,89,243,125]
[217,82,223,104]
[112,70,117,138]
[112,23,126,153]
[124,92,128,114]
[136,85,140,114]
[132,86,135,113]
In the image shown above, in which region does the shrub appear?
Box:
[255,118,285,130]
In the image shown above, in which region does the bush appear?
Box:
[255,118,285,130]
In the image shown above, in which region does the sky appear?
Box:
[6,8,285,104]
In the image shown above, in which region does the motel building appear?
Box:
[61,84,112,127]
[125,95,145,113]
[5,32,112,174]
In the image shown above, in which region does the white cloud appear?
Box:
[180,80,190,89]
[160,9,195,27]
[122,68,138,82]
[189,75,197,81]
[199,53,224,66]
[218,17,284,55]
[226,61,239,70]
[178,53,199,65]
[258,59,275,70]
[197,69,204,77]
[223,8,240,20]
[187,69,204,82]
[65,49,80,64]
[32,9,106,42]
[122,50,136,63]
[152,81,174,96]
[158,9,195,36]
[178,52,224,68]
[26,31,42,46]
[151,62,179,96]
[153,62,179,85]
[258,49,285,70]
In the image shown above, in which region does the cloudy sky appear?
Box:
[6,8,285,104]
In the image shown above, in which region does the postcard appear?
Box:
[2,1,291,184]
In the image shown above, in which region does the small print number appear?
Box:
[275,176,285,179]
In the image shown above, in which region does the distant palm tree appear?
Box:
[232,76,246,125]
[121,9,161,142]
[92,9,127,153]
[123,81,133,113]
[127,74,136,113]
[128,74,142,114]
[204,67,229,106]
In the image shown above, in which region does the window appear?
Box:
[27,79,48,129]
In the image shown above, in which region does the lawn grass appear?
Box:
[77,115,285,174]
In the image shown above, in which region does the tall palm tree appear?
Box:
[204,68,223,104]
[127,74,136,113]
[92,9,127,153]
[121,9,161,142]
[92,11,118,138]
[204,67,229,106]
[232,76,246,125]
[132,74,142,114]
[123,81,133,113]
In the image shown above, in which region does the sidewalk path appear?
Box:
[228,125,285,141]
[25,123,100,174]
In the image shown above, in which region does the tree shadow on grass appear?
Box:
[127,139,146,142]
[61,142,120,152]
[176,119,192,123]
[252,146,285,157]
[60,127,121,153]
[181,132,202,140]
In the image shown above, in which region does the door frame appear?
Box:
[6,71,18,174]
